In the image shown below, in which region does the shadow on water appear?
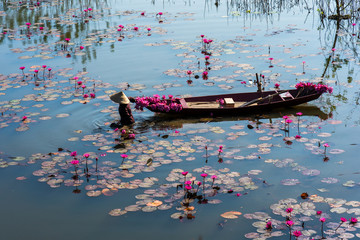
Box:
[135,104,331,132]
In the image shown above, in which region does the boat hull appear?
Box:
[146,89,322,117]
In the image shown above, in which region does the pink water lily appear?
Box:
[71,160,79,165]
[335,217,348,232]
[295,82,333,94]
[293,230,302,237]
[286,208,293,213]
[200,173,208,178]
[286,220,294,226]
[265,221,272,230]
[350,217,358,224]
[134,96,182,113]
[83,153,90,158]
[211,175,217,187]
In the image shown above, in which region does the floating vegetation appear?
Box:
[244,195,360,239]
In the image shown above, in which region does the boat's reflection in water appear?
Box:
[136,104,331,132]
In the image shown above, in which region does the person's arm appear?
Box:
[129,97,135,103]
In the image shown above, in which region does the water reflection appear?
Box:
[0,0,113,63]
[136,104,331,131]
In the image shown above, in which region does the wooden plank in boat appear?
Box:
[186,101,255,108]
[187,101,219,108]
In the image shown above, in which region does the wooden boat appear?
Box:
[141,88,323,117]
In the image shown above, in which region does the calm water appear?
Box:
[1,0,360,239]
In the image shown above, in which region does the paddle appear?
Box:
[239,90,287,107]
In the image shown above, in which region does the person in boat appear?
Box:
[111,91,135,126]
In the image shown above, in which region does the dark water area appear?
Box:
[1,0,360,239]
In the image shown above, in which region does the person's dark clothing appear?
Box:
[118,104,135,125]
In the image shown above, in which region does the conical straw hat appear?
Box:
[110,91,130,104]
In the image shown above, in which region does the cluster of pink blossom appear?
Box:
[200,35,213,50]
[203,38,213,44]
[135,94,182,113]
[216,98,224,105]
[295,82,333,94]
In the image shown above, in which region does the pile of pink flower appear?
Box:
[135,94,183,113]
[295,82,333,94]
